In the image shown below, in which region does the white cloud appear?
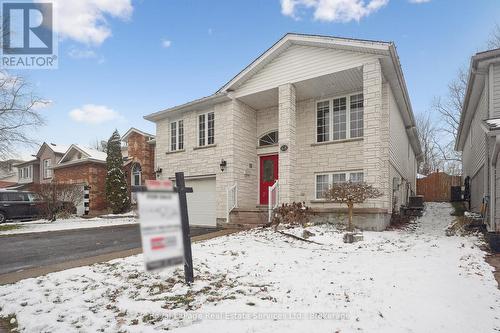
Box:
[37,0,133,45]
[69,104,122,124]
[409,0,430,3]
[280,0,389,22]
[68,48,98,59]
[161,39,172,48]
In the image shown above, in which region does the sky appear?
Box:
[9,0,500,158]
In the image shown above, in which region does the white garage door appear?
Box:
[184,177,216,227]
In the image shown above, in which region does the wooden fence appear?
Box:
[416,172,462,202]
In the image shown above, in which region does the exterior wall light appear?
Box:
[155,167,163,177]
[220,159,227,172]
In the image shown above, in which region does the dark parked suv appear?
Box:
[0,190,43,223]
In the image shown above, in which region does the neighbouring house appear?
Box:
[455,48,500,236]
[0,159,24,185]
[121,127,156,203]
[36,143,69,184]
[145,33,422,230]
[52,145,108,215]
[13,159,40,189]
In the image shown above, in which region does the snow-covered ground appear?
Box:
[0,202,499,332]
[0,215,137,235]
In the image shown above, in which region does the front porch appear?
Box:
[223,63,389,228]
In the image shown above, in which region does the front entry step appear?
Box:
[226,208,269,229]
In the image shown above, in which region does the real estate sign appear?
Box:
[137,191,184,271]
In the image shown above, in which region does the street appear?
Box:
[0,224,217,275]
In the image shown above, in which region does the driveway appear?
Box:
[0,224,218,275]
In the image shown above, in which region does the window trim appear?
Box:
[43,159,52,179]
[315,91,364,144]
[131,163,142,186]
[198,111,215,147]
[169,119,184,152]
[314,170,364,200]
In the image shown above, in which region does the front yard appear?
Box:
[0,203,499,332]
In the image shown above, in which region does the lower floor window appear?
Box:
[315,171,364,199]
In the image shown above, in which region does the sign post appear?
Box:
[137,173,194,284]
[175,172,194,284]
[137,191,184,271]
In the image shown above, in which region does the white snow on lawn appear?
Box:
[0,215,137,235]
[0,203,499,332]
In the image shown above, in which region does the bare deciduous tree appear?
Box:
[416,112,439,175]
[487,24,500,50]
[0,71,47,159]
[426,24,500,176]
[89,138,107,152]
[324,182,383,231]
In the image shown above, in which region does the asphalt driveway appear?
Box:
[0,224,218,275]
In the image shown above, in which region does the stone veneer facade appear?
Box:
[154,59,409,230]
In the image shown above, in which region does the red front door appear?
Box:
[260,154,279,205]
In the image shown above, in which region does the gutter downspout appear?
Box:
[490,135,500,232]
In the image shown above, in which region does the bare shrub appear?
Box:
[324,182,383,231]
[32,183,83,221]
[270,201,311,228]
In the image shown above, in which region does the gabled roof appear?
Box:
[36,142,70,157]
[13,159,39,167]
[456,48,500,150]
[56,144,107,168]
[143,32,422,159]
[121,127,155,141]
[218,33,392,93]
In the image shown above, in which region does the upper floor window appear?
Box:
[316,93,364,143]
[170,120,184,151]
[43,159,52,178]
[132,163,142,186]
[259,131,278,146]
[199,112,215,146]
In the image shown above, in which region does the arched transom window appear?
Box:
[259,131,278,147]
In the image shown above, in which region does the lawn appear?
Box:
[0,203,498,332]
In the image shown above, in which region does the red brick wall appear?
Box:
[53,162,108,213]
[126,132,155,184]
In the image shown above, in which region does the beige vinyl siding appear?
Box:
[235,45,380,97]
[387,83,415,207]
[495,153,500,231]
[463,89,487,178]
[492,64,500,117]
[462,88,488,213]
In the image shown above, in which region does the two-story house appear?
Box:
[145,33,422,230]
[456,48,500,249]
[36,143,69,183]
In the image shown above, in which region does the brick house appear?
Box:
[121,128,156,198]
[145,33,423,230]
[52,145,108,215]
